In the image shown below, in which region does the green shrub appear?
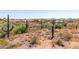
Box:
[55,23,62,29]
[67,23,74,29]
[55,22,66,29]
[0,39,9,48]
[0,30,5,38]
[13,24,28,34]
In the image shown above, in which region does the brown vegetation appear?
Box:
[0,18,79,49]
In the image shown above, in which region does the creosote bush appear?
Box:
[0,30,6,38]
[55,23,62,29]
[56,40,64,47]
[59,30,73,41]
[30,36,40,45]
[55,22,66,29]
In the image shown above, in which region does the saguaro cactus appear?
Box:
[51,20,55,39]
[40,19,43,29]
[25,20,28,28]
[7,15,10,38]
[25,19,29,32]
[2,15,13,38]
[75,23,78,30]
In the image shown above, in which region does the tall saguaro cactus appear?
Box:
[75,23,78,30]
[25,20,28,28]
[41,20,42,29]
[25,19,29,32]
[7,15,10,38]
[51,20,55,39]
[40,19,43,29]
[2,15,13,38]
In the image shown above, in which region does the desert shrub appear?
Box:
[67,23,74,29]
[0,30,6,38]
[55,22,65,29]
[13,24,28,34]
[63,22,67,27]
[56,40,64,47]
[55,23,62,29]
[59,31,73,41]
[44,22,52,28]
[6,44,16,49]
[6,43,22,49]
[0,39,9,48]
[33,19,39,22]
[30,36,40,45]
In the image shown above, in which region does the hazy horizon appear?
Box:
[0,10,79,19]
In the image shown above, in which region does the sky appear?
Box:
[0,0,79,10]
[0,10,79,19]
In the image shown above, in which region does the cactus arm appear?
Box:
[9,25,14,31]
[2,25,14,32]
[2,27,7,32]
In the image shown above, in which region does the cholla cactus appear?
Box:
[2,15,13,38]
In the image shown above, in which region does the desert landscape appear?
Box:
[0,15,79,49]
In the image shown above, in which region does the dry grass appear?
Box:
[0,20,79,49]
[58,29,73,41]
